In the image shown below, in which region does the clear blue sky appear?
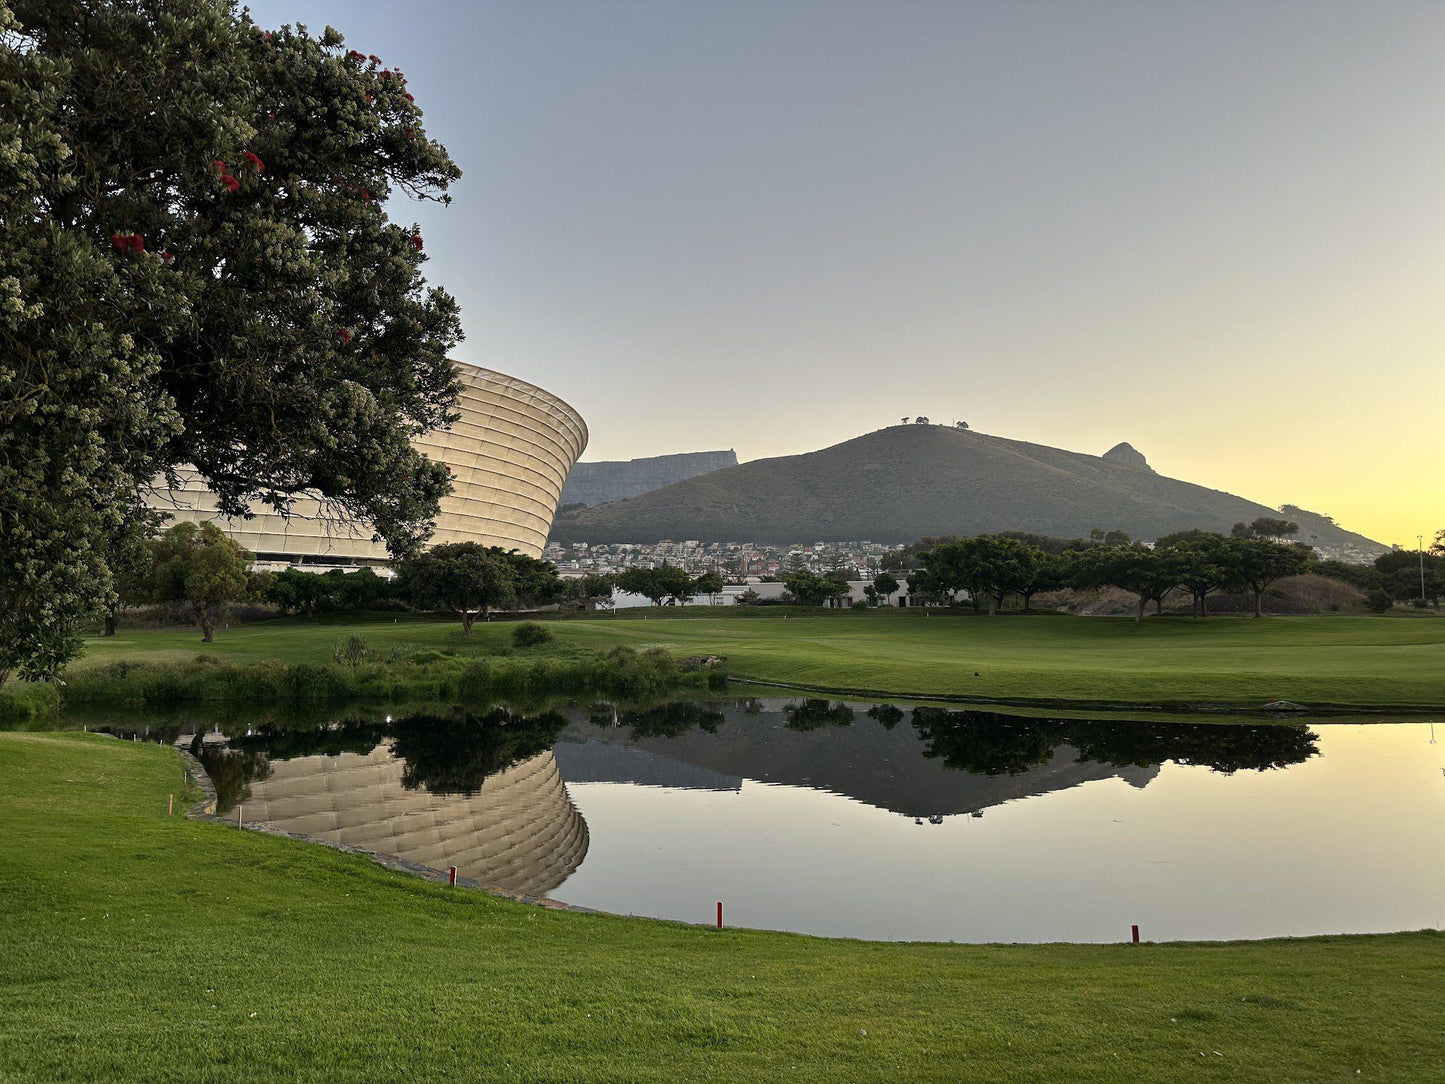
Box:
[245,0,1444,545]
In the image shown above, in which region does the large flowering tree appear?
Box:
[0,0,463,681]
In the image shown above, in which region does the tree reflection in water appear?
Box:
[609,702,725,738]
[784,699,856,731]
[910,707,1319,776]
[388,709,568,795]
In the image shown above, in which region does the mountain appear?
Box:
[560,449,738,508]
[548,424,1387,552]
[1102,441,1153,472]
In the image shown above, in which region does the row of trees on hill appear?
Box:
[907,528,1314,620]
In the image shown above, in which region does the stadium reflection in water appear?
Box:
[154,699,1445,943]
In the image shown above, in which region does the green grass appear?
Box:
[2,731,1441,1082]
[67,610,1445,710]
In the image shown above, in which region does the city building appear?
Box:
[148,363,587,568]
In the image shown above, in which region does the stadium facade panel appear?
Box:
[148,363,587,566]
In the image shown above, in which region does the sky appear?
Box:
[246,0,1444,547]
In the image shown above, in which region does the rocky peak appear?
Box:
[1102,442,1153,472]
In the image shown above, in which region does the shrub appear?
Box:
[333,634,370,666]
[1365,588,1394,613]
[512,622,553,647]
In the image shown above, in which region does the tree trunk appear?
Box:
[1253,588,1263,618]
[103,611,118,636]
[1155,597,1164,616]
[1135,597,1146,622]
[1021,590,1032,613]
[461,610,475,636]
[1200,591,1209,618]
[200,614,214,643]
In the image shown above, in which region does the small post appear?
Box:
[168,794,174,816]
[1131,924,1140,944]
[237,805,243,829]
[716,901,723,929]
[448,865,458,887]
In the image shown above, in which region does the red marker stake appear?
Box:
[1131,924,1140,944]
[448,866,458,887]
[716,901,723,929]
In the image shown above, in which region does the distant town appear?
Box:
[544,539,901,580]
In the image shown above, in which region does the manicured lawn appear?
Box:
[2,731,1441,1082]
[73,611,1445,709]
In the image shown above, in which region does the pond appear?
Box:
[86,697,1445,943]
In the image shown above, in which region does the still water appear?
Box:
[122,698,1445,942]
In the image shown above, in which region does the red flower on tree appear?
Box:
[368,54,381,64]
[404,92,414,102]
[336,328,353,344]
[242,151,265,173]
[128,235,145,253]
[347,49,365,61]
[210,159,227,175]
[411,235,423,252]
[221,174,240,192]
[110,233,126,252]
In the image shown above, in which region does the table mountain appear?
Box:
[560,450,738,508]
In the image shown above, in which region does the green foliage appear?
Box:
[333,634,371,666]
[1233,517,1299,540]
[267,567,399,616]
[781,569,836,607]
[920,536,1042,613]
[616,564,697,606]
[143,522,254,641]
[1365,588,1394,613]
[0,0,462,680]
[872,572,900,601]
[398,543,520,635]
[511,621,554,648]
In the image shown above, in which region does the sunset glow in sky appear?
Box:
[248,1,1444,547]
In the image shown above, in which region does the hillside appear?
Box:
[548,424,1387,551]
[560,449,738,507]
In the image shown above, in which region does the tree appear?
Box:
[103,506,167,635]
[1071,545,1179,621]
[1,0,462,680]
[146,522,253,642]
[920,536,1040,614]
[782,569,835,607]
[872,571,900,605]
[692,570,725,600]
[565,573,616,612]
[1225,539,1310,618]
[501,551,564,608]
[1233,517,1299,540]
[617,564,693,606]
[1156,531,1231,618]
[398,543,516,635]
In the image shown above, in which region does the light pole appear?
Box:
[1420,535,1428,604]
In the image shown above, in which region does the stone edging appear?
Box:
[171,744,593,914]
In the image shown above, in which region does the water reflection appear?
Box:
[65,697,1445,940]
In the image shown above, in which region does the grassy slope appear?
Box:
[2,731,1441,1083]
[72,611,1445,708]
